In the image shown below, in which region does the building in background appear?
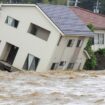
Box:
[71,7,105,51]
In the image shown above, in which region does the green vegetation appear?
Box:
[0,0,66,4]
[84,24,97,70]
[84,24,105,70]
[79,0,105,15]
[84,39,97,70]
[96,48,105,56]
[87,24,95,32]
[94,48,105,70]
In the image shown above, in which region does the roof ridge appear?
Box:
[37,3,67,7]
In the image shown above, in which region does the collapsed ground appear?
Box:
[0,70,105,105]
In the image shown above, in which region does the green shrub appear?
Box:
[84,55,97,70]
[84,24,97,70]
[87,24,95,32]
[96,48,105,56]
[84,39,97,70]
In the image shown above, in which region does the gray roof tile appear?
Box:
[37,3,94,37]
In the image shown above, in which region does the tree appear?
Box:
[84,24,97,70]
[43,0,49,3]
[79,0,105,14]
[100,0,105,14]
[0,0,105,15]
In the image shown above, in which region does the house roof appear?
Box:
[71,7,105,30]
[1,4,94,37]
[37,4,94,37]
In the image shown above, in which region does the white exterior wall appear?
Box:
[92,29,105,51]
[0,6,60,71]
[73,38,89,70]
[51,36,77,63]
[49,36,88,70]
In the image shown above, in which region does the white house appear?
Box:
[71,7,105,51]
[0,4,94,71]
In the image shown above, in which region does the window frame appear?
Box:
[57,36,62,46]
[5,16,19,28]
[76,40,83,47]
[59,61,65,66]
[23,54,40,71]
[28,23,38,36]
[67,63,74,69]
[94,33,104,45]
[67,39,75,47]
[28,23,50,41]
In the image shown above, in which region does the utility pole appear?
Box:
[9,0,12,3]
[74,0,78,7]
[94,0,100,13]
[67,0,79,7]
[67,0,70,7]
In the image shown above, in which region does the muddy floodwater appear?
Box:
[0,70,105,105]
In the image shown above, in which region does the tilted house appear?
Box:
[0,4,94,71]
[71,7,105,51]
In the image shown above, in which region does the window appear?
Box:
[23,54,40,71]
[28,23,37,35]
[67,63,74,69]
[57,36,62,46]
[59,61,65,66]
[94,34,98,44]
[67,39,74,47]
[76,40,83,47]
[28,23,50,41]
[91,38,94,45]
[94,33,104,44]
[50,63,58,70]
[5,16,19,28]
[100,34,104,44]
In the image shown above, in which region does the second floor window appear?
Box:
[76,40,83,47]
[57,36,62,46]
[5,16,19,28]
[28,23,50,41]
[67,39,75,47]
[94,33,104,44]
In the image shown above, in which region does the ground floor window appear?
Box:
[94,33,104,44]
[23,54,40,71]
[50,63,58,70]
[1,42,19,65]
[59,61,66,66]
[67,63,74,69]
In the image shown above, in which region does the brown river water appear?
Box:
[0,70,105,105]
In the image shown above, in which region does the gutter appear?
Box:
[84,50,91,59]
